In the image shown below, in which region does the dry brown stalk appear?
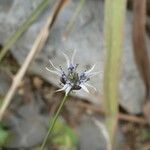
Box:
[132,0,150,97]
[73,101,148,125]
[0,0,69,121]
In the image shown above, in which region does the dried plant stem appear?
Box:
[40,92,70,150]
[0,0,69,121]
[73,101,148,124]
[132,0,150,95]
[0,15,52,121]
[0,0,51,62]
[103,0,127,148]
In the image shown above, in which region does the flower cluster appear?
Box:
[46,50,98,95]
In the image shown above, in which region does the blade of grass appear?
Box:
[64,0,85,38]
[103,0,127,148]
[0,0,51,62]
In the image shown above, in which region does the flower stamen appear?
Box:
[46,50,98,94]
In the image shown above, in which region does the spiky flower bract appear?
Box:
[46,50,98,94]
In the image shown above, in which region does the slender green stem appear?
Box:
[40,92,70,150]
[0,0,51,62]
[103,0,127,148]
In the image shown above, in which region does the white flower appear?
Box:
[46,50,98,95]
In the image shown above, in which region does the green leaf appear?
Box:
[104,0,127,147]
[0,124,9,146]
[141,128,150,141]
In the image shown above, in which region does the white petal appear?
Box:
[46,67,60,76]
[65,85,72,95]
[49,59,60,72]
[71,49,76,64]
[80,84,89,93]
[62,52,70,68]
[85,64,95,74]
[84,83,97,91]
[56,84,68,92]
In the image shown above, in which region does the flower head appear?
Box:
[46,50,98,95]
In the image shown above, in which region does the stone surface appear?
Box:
[3,101,49,148]
[77,117,106,150]
[0,0,148,114]
[77,116,125,150]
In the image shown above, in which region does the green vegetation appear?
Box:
[103,0,127,148]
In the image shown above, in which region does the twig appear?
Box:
[118,113,147,124]
[132,0,150,94]
[132,0,150,125]
[0,17,50,121]
[0,0,69,121]
[72,101,148,125]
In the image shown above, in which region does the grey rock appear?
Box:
[119,11,146,114]
[77,116,125,150]
[0,0,147,113]
[4,102,49,148]
[77,117,107,150]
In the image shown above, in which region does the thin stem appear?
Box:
[0,9,53,121]
[64,0,85,37]
[40,91,70,150]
